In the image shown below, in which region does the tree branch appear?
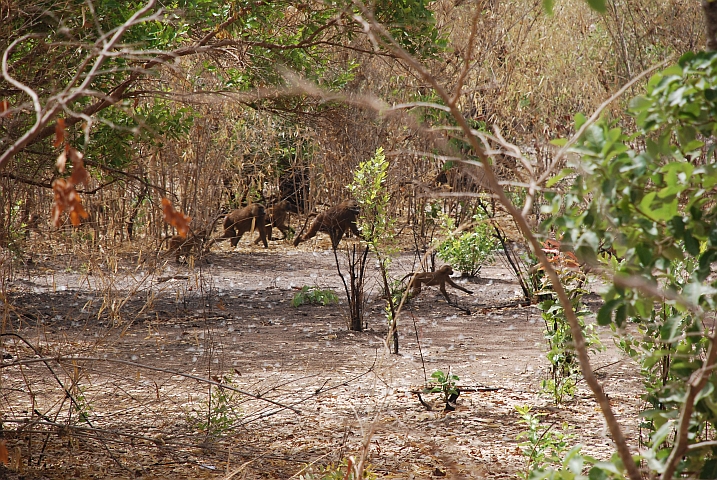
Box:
[352,4,642,480]
[662,332,717,479]
[0,0,159,170]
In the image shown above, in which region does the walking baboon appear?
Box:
[403,265,473,302]
[254,199,297,243]
[167,234,214,263]
[165,213,223,263]
[223,204,268,248]
[293,199,362,249]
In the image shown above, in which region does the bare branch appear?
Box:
[386,101,452,112]
[350,3,642,479]
[537,59,671,187]
[1,354,301,414]
[0,0,159,170]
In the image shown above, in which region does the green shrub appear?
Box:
[437,217,497,277]
[515,405,574,478]
[292,286,339,307]
[188,374,243,437]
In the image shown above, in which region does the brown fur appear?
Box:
[403,265,473,302]
[165,213,223,263]
[223,204,268,248]
[254,199,297,243]
[293,199,362,249]
[167,234,213,263]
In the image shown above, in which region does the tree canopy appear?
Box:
[0,0,443,171]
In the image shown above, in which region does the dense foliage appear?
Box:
[543,51,717,479]
[0,0,442,172]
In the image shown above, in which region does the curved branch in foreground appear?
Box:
[0,0,159,171]
[351,4,642,480]
[0,352,300,414]
[0,7,361,171]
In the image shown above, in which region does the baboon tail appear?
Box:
[293,212,317,246]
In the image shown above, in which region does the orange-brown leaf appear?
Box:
[52,178,88,228]
[53,119,66,148]
[0,100,8,115]
[68,149,90,185]
[56,150,67,174]
[0,439,7,465]
[161,198,191,238]
[52,179,70,227]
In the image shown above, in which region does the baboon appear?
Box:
[223,204,268,248]
[254,199,297,243]
[167,234,213,263]
[293,199,362,249]
[403,265,473,302]
[165,213,223,263]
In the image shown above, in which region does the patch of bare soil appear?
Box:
[0,240,642,479]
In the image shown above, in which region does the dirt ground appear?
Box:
[0,236,643,479]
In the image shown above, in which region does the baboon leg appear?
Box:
[222,225,238,247]
[293,212,318,246]
[257,223,268,248]
[348,222,362,239]
[329,229,345,250]
[276,224,292,240]
[255,224,272,244]
[230,231,242,247]
[440,284,453,303]
[297,224,319,245]
[446,278,473,295]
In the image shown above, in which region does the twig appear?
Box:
[410,311,428,384]
[536,59,671,189]
[0,352,300,414]
[662,332,717,479]
[351,4,641,479]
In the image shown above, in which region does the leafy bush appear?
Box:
[347,147,401,342]
[292,286,339,307]
[515,405,574,478]
[437,215,497,277]
[188,374,243,437]
[423,369,460,411]
[542,50,717,478]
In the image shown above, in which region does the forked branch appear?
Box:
[352,3,641,479]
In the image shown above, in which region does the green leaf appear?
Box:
[639,191,657,217]
[588,465,609,480]
[586,0,606,13]
[542,0,554,14]
[546,168,573,187]
[650,419,675,448]
[684,230,700,256]
[628,95,651,113]
[700,459,717,480]
[574,112,588,130]
[635,244,652,266]
[695,382,714,403]
[597,298,621,326]
[660,316,682,343]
